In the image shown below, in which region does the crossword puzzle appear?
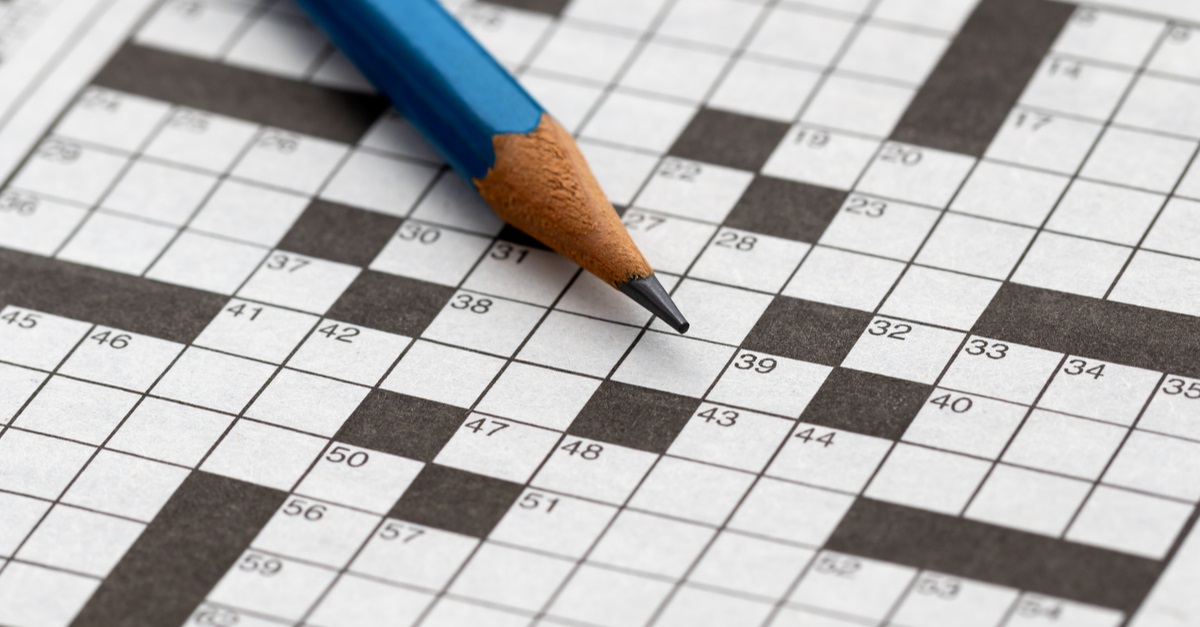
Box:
[1,0,1200,625]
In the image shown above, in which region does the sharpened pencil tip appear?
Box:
[618,274,689,334]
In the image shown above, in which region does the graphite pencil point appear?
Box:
[618,274,690,334]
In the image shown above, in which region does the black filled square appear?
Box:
[724,176,846,243]
[800,368,931,440]
[334,389,467,462]
[567,381,697,454]
[71,472,286,626]
[498,224,550,251]
[94,45,388,144]
[389,464,524,538]
[325,271,453,337]
[485,0,569,16]
[276,199,402,267]
[0,249,226,345]
[742,297,873,367]
[668,108,789,172]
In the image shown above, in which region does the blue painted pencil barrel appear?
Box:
[295,0,545,180]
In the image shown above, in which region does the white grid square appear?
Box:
[784,246,906,312]
[590,510,713,578]
[879,266,1001,330]
[1103,430,1200,501]
[423,292,545,357]
[819,194,940,261]
[635,158,754,224]
[0,429,93,499]
[903,391,1026,459]
[189,180,308,247]
[1021,58,1134,120]
[15,376,138,444]
[490,490,615,559]
[764,126,881,191]
[728,478,854,545]
[1066,486,1191,558]
[202,419,327,490]
[320,150,439,217]
[434,415,560,483]
[1143,197,1200,259]
[103,159,218,226]
[619,39,729,102]
[57,211,177,276]
[449,543,573,612]
[689,532,813,598]
[581,91,697,153]
[790,552,915,622]
[1039,358,1161,426]
[224,14,328,79]
[136,0,256,59]
[0,194,87,257]
[965,463,1090,537]
[708,352,831,418]
[669,403,794,472]
[0,307,90,371]
[108,398,234,467]
[650,279,771,344]
[1052,9,1163,68]
[144,109,259,173]
[54,89,170,152]
[548,565,672,627]
[381,341,505,408]
[1079,127,1196,193]
[59,327,183,392]
[802,73,915,137]
[146,232,268,294]
[951,161,1069,227]
[708,59,820,123]
[407,174,504,235]
[865,444,990,515]
[16,505,142,577]
[916,213,1035,280]
[477,363,601,431]
[767,423,893,493]
[0,562,98,626]
[237,252,361,313]
[747,5,854,66]
[629,456,754,525]
[518,311,640,378]
[655,0,763,50]
[1109,251,1200,317]
[1114,75,1200,138]
[0,364,44,425]
[152,347,275,414]
[1011,232,1131,298]
[690,229,809,293]
[231,130,347,195]
[836,24,948,85]
[985,109,1102,175]
[856,143,975,208]
[842,318,965,384]
[529,23,640,84]
[1001,410,1126,480]
[246,368,368,436]
[612,331,737,397]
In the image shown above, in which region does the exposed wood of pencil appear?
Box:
[474,113,653,288]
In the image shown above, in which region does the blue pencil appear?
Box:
[296,0,689,333]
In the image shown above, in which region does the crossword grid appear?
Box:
[0,0,1199,625]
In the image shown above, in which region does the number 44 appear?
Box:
[794,427,835,447]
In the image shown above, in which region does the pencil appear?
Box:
[296,0,690,334]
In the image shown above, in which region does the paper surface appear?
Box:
[1,0,1200,625]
